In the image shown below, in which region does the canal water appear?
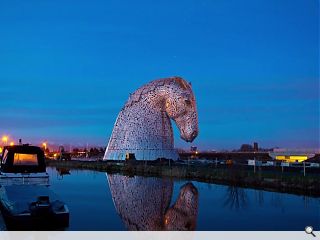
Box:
[0,167,318,231]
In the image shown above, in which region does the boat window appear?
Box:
[13,153,38,165]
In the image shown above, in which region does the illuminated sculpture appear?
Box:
[104,77,198,161]
[107,174,198,230]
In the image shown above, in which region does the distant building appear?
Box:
[240,144,253,152]
[190,146,197,153]
[269,151,315,163]
[253,142,258,152]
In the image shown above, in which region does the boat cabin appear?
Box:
[0,145,46,173]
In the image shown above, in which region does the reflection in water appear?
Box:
[223,186,248,210]
[0,213,5,230]
[56,168,71,180]
[164,182,198,230]
[107,174,199,230]
[254,190,264,207]
[270,192,285,212]
[57,168,71,176]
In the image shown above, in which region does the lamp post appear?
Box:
[2,136,8,146]
[42,142,47,151]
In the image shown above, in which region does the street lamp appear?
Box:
[10,142,14,146]
[2,136,8,146]
[42,142,47,150]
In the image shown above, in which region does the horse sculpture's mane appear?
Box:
[125,77,192,108]
[104,76,198,161]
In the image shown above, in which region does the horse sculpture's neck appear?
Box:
[104,77,189,161]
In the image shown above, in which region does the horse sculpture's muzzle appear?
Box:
[181,130,198,143]
[175,116,198,143]
[179,124,198,142]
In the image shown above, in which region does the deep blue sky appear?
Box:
[0,0,318,150]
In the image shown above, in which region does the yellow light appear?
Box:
[2,136,8,143]
[290,156,308,161]
[42,142,47,149]
[10,142,14,146]
[0,147,2,154]
[53,153,57,157]
[275,156,288,161]
[276,155,308,163]
[195,151,198,154]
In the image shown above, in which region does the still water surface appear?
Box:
[0,167,319,231]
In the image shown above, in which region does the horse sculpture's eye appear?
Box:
[185,99,191,105]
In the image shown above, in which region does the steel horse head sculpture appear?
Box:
[104,76,198,161]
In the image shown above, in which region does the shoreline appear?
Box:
[46,160,320,197]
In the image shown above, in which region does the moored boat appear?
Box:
[0,145,69,230]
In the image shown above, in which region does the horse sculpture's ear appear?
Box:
[189,82,192,86]
[174,77,189,90]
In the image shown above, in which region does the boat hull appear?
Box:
[1,204,69,230]
[0,185,69,230]
[0,172,49,186]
